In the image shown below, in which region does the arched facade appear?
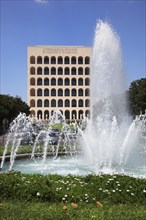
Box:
[28,46,91,120]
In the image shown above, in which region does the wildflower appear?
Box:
[126,190,130,192]
[112,190,115,193]
[96,201,103,207]
[143,189,146,193]
[37,192,40,196]
[64,194,68,197]
[63,205,68,210]
[131,193,134,196]
[62,198,65,201]
[71,202,78,208]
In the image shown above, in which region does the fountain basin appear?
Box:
[2,155,146,178]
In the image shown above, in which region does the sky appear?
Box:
[0,0,145,102]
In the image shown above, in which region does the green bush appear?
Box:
[0,172,146,205]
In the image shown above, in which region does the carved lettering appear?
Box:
[43,48,78,54]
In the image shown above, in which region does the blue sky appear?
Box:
[0,0,145,102]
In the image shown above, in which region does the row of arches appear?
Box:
[30,99,90,108]
[30,88,90,97]
[31,110,90,120]
[30,56,90,65]
[30,77,90,86]
[30,67,90,75]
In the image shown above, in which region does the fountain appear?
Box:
[0,20,146,177]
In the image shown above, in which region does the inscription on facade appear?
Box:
[43,48,78,54]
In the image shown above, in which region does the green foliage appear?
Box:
[128,78,146,116]
[0,173,146,219]
[0,172,146,206]
[0,94,30,134]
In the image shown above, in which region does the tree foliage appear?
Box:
[0,94,30,134]
[128,78,146,116]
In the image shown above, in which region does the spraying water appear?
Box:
[82,20,146,172]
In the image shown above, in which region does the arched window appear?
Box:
[85,88,90,96]
[58,56,63,64]
[30,56,35,64]
[44,78,49,85]
[72,78,76,86]
[37,110,42,119]
[85,67,90,75]
[72,99,76,107]
[30,67,35,75]
[78,88,83,96]
[85,56,90,64]
[65,67,70,75]
[78,67,83,75]
[72,110,77,120]
[65,89,70,96]
[85,99,90,107]
[71,56,76,64]
[51,99,56,107]
[65,56,69,64]
[85,110,90,118]
[44,67,49,75]
[30,88,35,96]
[37,89,42,96]
[44,110,49,119]
[37,67,42,75]
[51,89,56,96]
[78,99,83,107]
[78,78,83,85]
[30,78,35,85]
[71,67,76,75]
[51,110,54,116]
[58,78,63,85]
[79,110,84,120]
[72,89,76,96]
[85,77,90,86]
[65,110,70,120]
[44,89,49,96]
[37,78,42,86]
[30,110,35,117]
[58,99,63,107]
[58,67,63,75]
[65,99,70,107]
[58,89,63,96]
[51,67,56,75]
[37,99,42,107]
[78,56,83,64]
[51,56,56,64]
[65,78,70,86]
[44,99,49,107]
[37,56,42,64]
[51,78,56,85]
[44,56,49,64]
[30,99,35,107]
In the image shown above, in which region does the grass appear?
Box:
[0,172,146,219]
[0,200,146,220]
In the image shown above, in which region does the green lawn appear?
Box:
[0,172,146,219]
[0,201,146,220]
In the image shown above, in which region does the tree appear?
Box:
[0,94,30,135]
[128,78,146,116]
